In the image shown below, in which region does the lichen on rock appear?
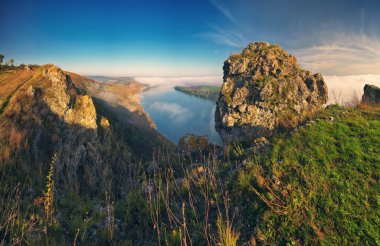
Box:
[215,42,328,144]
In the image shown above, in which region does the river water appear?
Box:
[140,83,222,145]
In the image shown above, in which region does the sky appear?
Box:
[1,0,379,77]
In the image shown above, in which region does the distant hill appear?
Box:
[175,85,220,101]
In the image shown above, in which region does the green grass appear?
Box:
[231,106,380,245]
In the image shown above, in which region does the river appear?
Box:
[139,83,222,145]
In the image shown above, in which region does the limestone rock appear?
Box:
[177,134,209,153]
[362,84,380,106]
[41,64,97,129]
[215,42,328,144]
[100,116,111,128]
[26,85,35,96]
[42,64,71,117]
[65,95,97,129]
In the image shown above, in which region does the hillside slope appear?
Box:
[0,65,173,197]
[68,71,174,157]
[231,105,380,244]
[146,105,380,246]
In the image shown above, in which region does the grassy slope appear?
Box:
[142,105,379,246]
[232,105,380,245]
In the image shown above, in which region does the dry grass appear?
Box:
[357,102,380,110]
[105,191,115,242]
[0,171,37,245]
[147,149,240,245]
[277,107,318,130]
[8,126,24,150]
[0,68,38,103]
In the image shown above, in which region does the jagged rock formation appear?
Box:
[177,134,209,153]
[0,64,173,197]
[362,84,380,106]
[41,65,98,129]
[215,42,328,144]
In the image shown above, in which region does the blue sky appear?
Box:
[1,0,379,76]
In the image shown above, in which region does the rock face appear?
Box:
[42,65,98,129]
[177,134,209,153]
[215,42,328,144]
[362,84,380,106]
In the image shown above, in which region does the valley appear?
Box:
[0,43,379,245]
[2,0,380,244]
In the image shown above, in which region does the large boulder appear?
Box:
[362,84,380,106]
[215,42,328,144]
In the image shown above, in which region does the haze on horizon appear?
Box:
[1,0,379,77]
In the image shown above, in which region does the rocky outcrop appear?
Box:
[362,84,380,106]
[42,65,98,129]
[65,95,97,129]
[215,42,328,144]
[42,64,72,117]
[177,134,209,153]
[0,64,173,197]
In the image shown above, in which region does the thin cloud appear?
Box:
[196,24,247,48]
[209,0,237,24]
[200,0,248,48]
[293,34,380,75]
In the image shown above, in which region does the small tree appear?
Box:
[9,58,14,66]
[0,54,4,65]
